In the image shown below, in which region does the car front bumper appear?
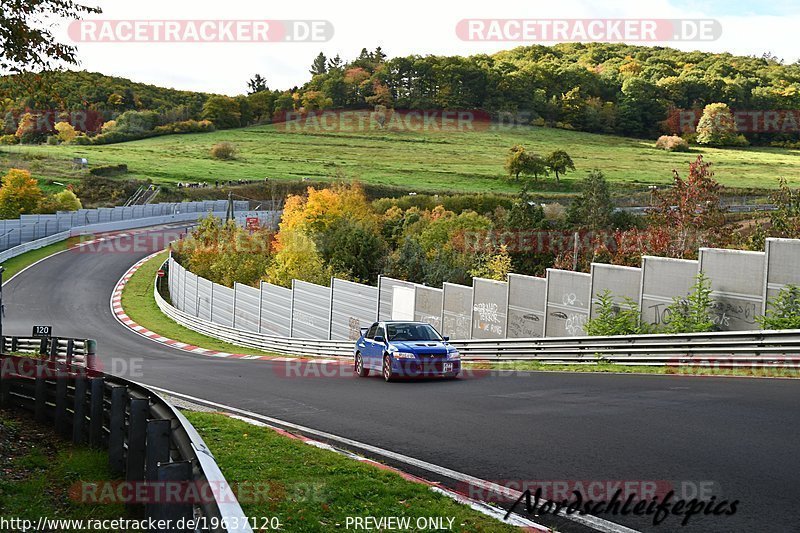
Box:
[392,359,461,377]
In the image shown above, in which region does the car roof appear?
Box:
[380,321,429,325]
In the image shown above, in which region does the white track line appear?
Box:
[144,384,640,533]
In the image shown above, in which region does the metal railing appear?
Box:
[156,275,800,368]
[0,336,252,533]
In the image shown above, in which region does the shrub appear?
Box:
[655,135,689,152]
[0,134,19,145]
[210,142,237,160]
[662,271,716,333]
[54,121,78,143]
[757,285,800,330]
[154,119,215,135]
[585,289,652,336]
[89,164,128,176]
[73,133,91,145]
[46,135,59,145]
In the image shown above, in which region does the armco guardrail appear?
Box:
[155,268,800,367]
[0,335,252,533]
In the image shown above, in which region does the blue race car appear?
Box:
[354,321,461,382]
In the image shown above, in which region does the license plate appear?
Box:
[443,362,453,373]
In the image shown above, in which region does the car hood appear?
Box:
[389,340,450,354]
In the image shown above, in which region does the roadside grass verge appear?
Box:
[0,409,135,530]
[185,410,520,532]
[120,250,281,357]
[464,360,800,378]
[0,238,74,281]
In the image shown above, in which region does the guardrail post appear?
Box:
[54,364,69,435]
[153,460,193,531]
[49,337,58,362]
[72,375,87,444]
[89,377,105,448]
[145,419,171,520]
[109,386,127,474]
[34,360,47,422]
[65,339,74,366]
[126,398,149,483]
[10,336,18,353]
[39,337,48,355]
[85,339,97,370]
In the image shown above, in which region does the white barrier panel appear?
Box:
[506,274,546,338]
[471,278,507,339]
[211,284,235,328]
[234,283,261,332]
[442,282,472,339]
[330,278,379,341]
[640,256,699,328]
[183,271,199,316]
[414,286,442,331]
[589,264,642,318]
[377,276,417,321]
[764,238,800,312]
[197,277,214,322]
[291,280,331,339]
[699,248,765,331]
[545,269,591,337]
[260,282,292,337]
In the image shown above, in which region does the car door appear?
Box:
[358,323,378,369]
[372,324,387,368]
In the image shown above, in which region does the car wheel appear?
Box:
[383,355,395,382]
[355,353,369,377]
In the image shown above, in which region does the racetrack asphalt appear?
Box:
[4,227,799,533]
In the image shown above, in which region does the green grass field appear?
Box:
[2,123,799,195]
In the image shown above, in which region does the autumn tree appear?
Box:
[504,146,548,182]
[37,188,82,213]
[649,155,724,257]
[545,150,575,183]
[54,121,77,143]
[0,169,44,218]
[567,170,614,230]
[0,0,101,72]
[696,103,745,146]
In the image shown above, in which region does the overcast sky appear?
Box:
[54,0,800,95]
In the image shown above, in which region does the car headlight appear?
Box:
[447,349,460,360]
[393,352,416,359]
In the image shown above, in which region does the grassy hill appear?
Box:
[2,123,799,196]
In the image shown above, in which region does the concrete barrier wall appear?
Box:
[442,282,472,339]
[545,269,591,337]
[640,256,699,328]
[377,276,417,321]
[506,274,546,338]
[330,278,379,341]
[414,286,443,330]
[471,278,508,339]
[699,248,765,331]
[290,280,331,339]
[764,238,800,312]
[165,238,800,341]
[589,264,642,318]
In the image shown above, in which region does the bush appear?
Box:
[73,134,91,145]
[757,285,800,330]
[154,119,215,135]
[89,164,128,176]
[0,134,19,145]
[655,135,690,152]
[46,136,59,145]
[585,290,652,336]
[662,272,716,333]
[210,142,237,160]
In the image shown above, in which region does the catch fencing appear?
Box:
[0,335,252,532]
[165,237,800,342]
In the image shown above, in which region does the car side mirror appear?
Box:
[374,335,385,343]
[443,336,450,341]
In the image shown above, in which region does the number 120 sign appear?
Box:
[32,325,53,337]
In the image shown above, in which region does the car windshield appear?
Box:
[386,323,442,342]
